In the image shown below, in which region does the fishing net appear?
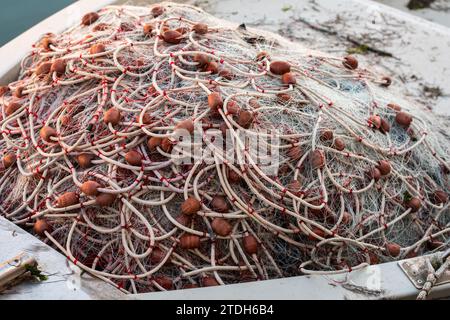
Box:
[0,2,449,293]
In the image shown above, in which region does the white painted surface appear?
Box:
[132,258,450,300]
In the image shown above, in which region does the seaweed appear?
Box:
[24,264,48,282]
[407,0,436,10]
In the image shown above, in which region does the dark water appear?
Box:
[0,0,75,47]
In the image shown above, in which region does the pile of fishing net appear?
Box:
[0,2,448,293]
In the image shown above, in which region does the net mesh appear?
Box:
[0,2,448,293]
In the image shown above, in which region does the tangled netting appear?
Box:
[0,2,449,294]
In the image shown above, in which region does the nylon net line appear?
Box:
[0,2,449,294]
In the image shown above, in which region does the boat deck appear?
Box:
[0,0,449,300]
